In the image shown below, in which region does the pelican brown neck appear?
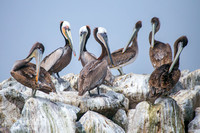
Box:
[150,17,160,48]
[93,28,107,60]
[84,25,91,51]
[168,36,188,73]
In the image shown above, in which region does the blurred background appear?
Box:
[0,0,199,82]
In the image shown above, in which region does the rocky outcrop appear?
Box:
[179,69,200,89]
[0,88,25,129]
[10,97,79,133]
[113,73,150,108]
[0,69,200,132]
[78,111,125,133]
[112,109,128,130]
[171,85,200,125]
[188,107,200,133]
[0,75,128,130]
[127,97,185,133]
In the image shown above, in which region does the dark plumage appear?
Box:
[10,42,56,97]
[148,36,188,98]
[78,27,114,96]
[149,17,172,68]
[41,21,75,78]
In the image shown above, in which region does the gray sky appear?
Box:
[0,0,199,82]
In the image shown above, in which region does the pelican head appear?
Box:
[122,21,142,53]
[60,21,76,56]
[79,25,90,60]
[168,36,188,73]
[26,42,45,83]
[151,17,160,48]
[96,27,114,67]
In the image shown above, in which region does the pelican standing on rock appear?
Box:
[105,21,142,75]
[10,42,56,97]
[148,36,188,98]
[41,21,76,81]
[149,17,172,68]
[78,27,114,96]
[78,25,114,85]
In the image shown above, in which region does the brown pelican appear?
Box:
[41,21,76,80]
[78,25,114,85]
[148,36,188,98]
[10,42,56,97]
[78,27,114,96]
[149,17,172,68]
[105,21,142,75]
[78,25,96,66]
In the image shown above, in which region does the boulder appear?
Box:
[171,86,200,125]
[188,107,200,133]
[179,69,200,89]
[127,97,185,133]
[79,111,125,133]
[0,88,25,129]
[112,109,128,130]
[10,97,79,133]
[113,73,150,108]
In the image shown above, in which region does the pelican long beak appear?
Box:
[151,23,156,48]
[34,49,43,83]
[100,33,114,67]
[168,43,184,73]
[63,27,76,56]
[79,32,87,60]
[122,28,138,53]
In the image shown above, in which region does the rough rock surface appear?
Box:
[113,73,150,108]
[127,97,185,133]
[112,109,128,130]
[79,111,125,133]
[179,69,200,89]
[34,90,129,118]
[0,88,25,128]
[62,73,79,91]
[188,107,200,133]
[10,97,79,133]
[171,85,200,125]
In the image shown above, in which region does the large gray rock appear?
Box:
[171,86,200,124]
[127,109,136,132]
[112,109,128,130]
[10,97,79,133]
[188,107,200,133]
[0,88,25,129]
[113,73,150,108]
[179,69,200,89]
[62,73,79,91]
[34,90,129,118]
[79,111,125,133]
[127,97,185,133]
